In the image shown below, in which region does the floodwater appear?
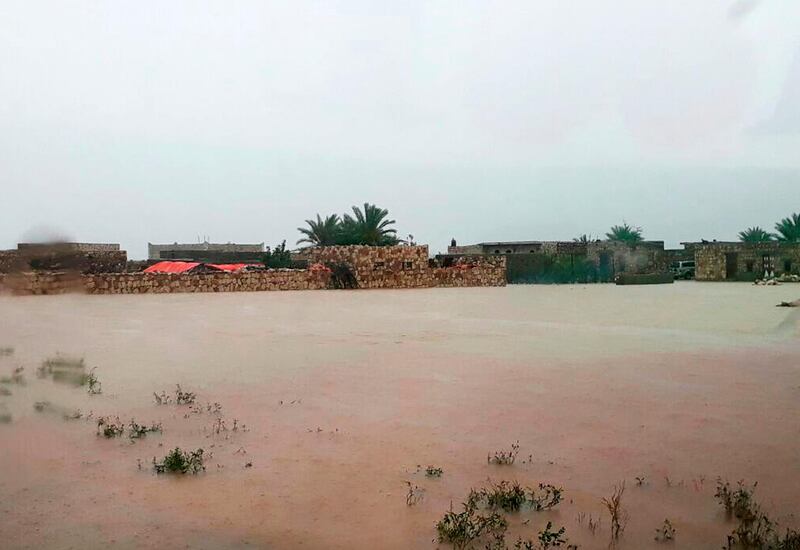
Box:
[1,282,799,549]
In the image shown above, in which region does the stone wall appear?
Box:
[17,242,120,252]
[297,245,431,289]
[447,240,667,283]
[432,261,507,287]
[0,272,85,295]
[297,245,506,289]
[585,241,667,275]
[84,269,331,294]
[0,244,127,274]
[694,243,800,281]
[0,250,16,273]
[0,269,330,295]
[1,245,507,295]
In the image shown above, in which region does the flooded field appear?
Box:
[1,282,799,549]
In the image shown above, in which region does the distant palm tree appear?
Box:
[341,203,398,246]
[606,223,643,243]
[738,226,774,243]
[297,214,341,246]
[774,213,800,243]
[573,234,596,244]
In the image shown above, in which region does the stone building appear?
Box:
[0,242,127,274]
[147,241,265,261]
[447,240,667,283]
[691,242,800,281]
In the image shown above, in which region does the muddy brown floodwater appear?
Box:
[1,283,799,549]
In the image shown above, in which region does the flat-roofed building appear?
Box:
[147,241,265,262]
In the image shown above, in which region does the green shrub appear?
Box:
[153,447,206,474]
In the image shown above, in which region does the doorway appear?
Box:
[725,253,738,279]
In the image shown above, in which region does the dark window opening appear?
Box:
[373,261,385,271]
[403,261,413,270]
[785,259,793,273]
[745,260,754,272]
[505,249,512,254]
[494,249,500,254]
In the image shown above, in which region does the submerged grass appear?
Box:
[153,447,206,474]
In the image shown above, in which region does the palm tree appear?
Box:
[738,226,774,243]
[341,203,398,246]
[606,223,643,243]
[573,234,596,244]
[297,214,341,246]
[774,213,800,243]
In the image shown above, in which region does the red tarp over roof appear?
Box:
[143,261,201,274]
[206,263,253,272]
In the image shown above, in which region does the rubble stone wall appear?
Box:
[84,269,331,294]
[1,246,507,295]
[0,270,330,295]
[585,241,668,275]
[0,251,16,273]
[298,245,506,288]
[695,243,800,281]
[0,246,127,274]
[432,261,507,287]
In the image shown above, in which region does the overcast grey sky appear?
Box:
[1,1,799,259]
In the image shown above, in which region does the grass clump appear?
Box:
[86,368,102,394]
[436,497,507,550]
[425,465,444,478]
[488,441,520,465]
[473,481,564,513]
[654,519,676,542]
[482,481,528,512]
[97,416,125,438]
[154,384,196,405]
[716,479,758,520]
[715,478,800,550]
[405,481,425,506]
[472,521,576,550]
[0,366,26,385]
[153,447,206,474]
[33,401,83,420]
[128,419,162,439]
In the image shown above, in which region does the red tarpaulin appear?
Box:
[206,263,253,272]
[143,261,201,274]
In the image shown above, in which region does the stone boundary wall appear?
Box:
[432,261,506,287]
[0,250,16,273]
[585,241,667,275]
[297,245,506,289]
[298,245,431,289]
[17,242,120,252]
[0,269,330,295]
[85,269,330,294]
[1,246,507,295]
[695,243,800,281]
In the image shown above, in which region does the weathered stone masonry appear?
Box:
[298,245,506,289]
[0,269,330,295]
[694,242,800,281]
[1,246,506,295]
